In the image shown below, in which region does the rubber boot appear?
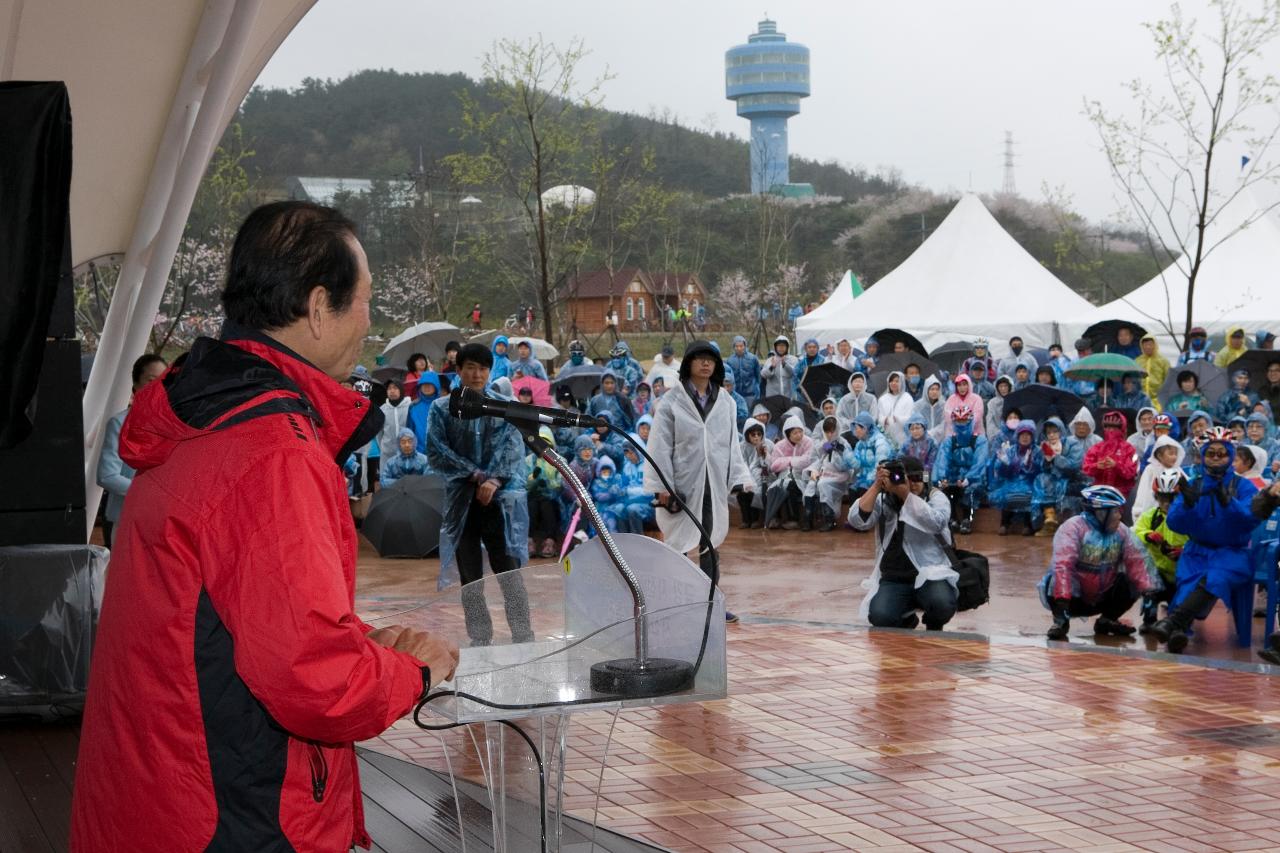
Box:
[958,503,973,535]
[819,505,836,533]
[1046,601,1070,640]
[801,496,816,531]
[1137,596,1160,634]
[1041,506,1059,535]
[1150,582,1217,654]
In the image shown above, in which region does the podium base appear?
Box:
[590,657,695,698]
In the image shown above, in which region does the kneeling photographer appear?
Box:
[850,457,959,631]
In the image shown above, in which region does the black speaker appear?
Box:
[0,508,87,548]
[0,340,85,535]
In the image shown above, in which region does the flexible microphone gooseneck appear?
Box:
[449,385,605,429]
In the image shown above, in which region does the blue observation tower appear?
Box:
[725,18,811,193]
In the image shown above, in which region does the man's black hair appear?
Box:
[1009,336,1022,345]
[221,201,360,331]
[445,340,460,354]
[131,353,167,388]
[456,343,493,369]
[901,455,924,476]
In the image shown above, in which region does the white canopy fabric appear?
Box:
[799,270,855,323]
[1073,191,1280,355]
[796,194,1098,356]
[2,0,317,535]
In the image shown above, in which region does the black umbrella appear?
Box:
[758,394,820,430]
[870,328,928,358]
[868,352,942,395]
[928,341,971,376]
[1083,319,1147,353]
[1223,350,1280,393]
[373,365,406,385]
[362,474,445,557]
[1002,385,1088,427]
[800,363,852,407]
[1158,360,1228,410]
[554,364,605,402]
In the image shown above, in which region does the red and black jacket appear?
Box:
[72,326,428,852]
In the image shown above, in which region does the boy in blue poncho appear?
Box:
[620,439,656,531]
[588,371,635,431]
[1217,369,1259,423]
[1033,416,1087,534]
[934,404,988,534]
[846,412,892,496]
[489,335,512,380]
[989,420,1042,536]
[405,371,443,454]
[552,385,583,458]
[589,456,630,533]
[899,413,938,473]
[725,335,762,404]
[588,410,628,469]
[793,337,826,400]
[380,428,432,486]
[509,339,548,380]
[1149,427,1261,653]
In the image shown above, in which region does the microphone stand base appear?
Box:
[590,657,695,699]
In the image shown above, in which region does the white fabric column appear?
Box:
[81,0,263,538]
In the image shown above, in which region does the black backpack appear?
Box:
[933,532,990,611]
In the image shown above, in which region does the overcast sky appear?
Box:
[255,0,1275,224]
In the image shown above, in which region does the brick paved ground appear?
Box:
[364,624,1280,852]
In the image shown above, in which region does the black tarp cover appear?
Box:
[0,82,73,447]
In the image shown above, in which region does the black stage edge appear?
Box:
[357,747,671,853]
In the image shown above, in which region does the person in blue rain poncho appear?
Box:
[899,413,939,473]
[589,455,630,533]
[635,412,654,445]
[380,428,432,486]
[933,405,988,534]
[1148,427,1261,653]
[723,372,750,429]
[489,334,512,380]
[405,370,443,454]
[793,337,826,400]
[587,409,628,469]
[606,341,644,392]
[989,420,1042,535]
[620,438,655,532]
[1181,409,1214,468]
[965,361,997,402]
[588,370,635,431]
[846,412,892,496]
[558,338,588,374]
[509,338,548,380]
[552,385,583,458]
[425,344,532,645]
[725,335,762,404]
[1033,416,1088,533]
[1112,373,1151,410]
[1244,412,1280,477]
[1216,368,1259,423]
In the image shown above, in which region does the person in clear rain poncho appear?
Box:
[737,417,774,529]
[876,370,915,448]
[802,416,852,532]
[837,371,879,427]
[912,375,947,443]
[425,344,533,645]
[765,415,813,529]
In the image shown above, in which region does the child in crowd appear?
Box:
[553,386,582,458]
[934,405,988,534]
[989,420,1040,535]
[1128,406,1157,458]
[1217,369,1259,423]
[1140,413,1179,470]
[589,411,627,469]
[526,426,563,557]
[1134,469,1187,632]
[1165,370,1207,414]
[620,440,656,532]
[402,352,429,399]
[588,372,635,431]
[765,415,813,529]
[944,374,986,436]
[985,376,1014,436]
[1235,445,1270,489]
[836,372,879,426]
[1083,412,1139,497]
[737,418,775,529]
[900,413,939,473]
[1132,435,1186,519]
[1033,417,1084,533]
[632,381,653,419]
[567,435,596,498]
[913,376,947,443]
[635,413,653,445]
[1012,364,1032,391]
[405,371,442,454]
[810,397,840,442]
[379,428,432,487]
[590,456,632,533]
[803,417,852,532]
[1228,415,1248,444]
[846,412,892,498]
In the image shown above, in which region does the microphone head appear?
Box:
[449,385,486,420]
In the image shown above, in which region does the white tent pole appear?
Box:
[81,0,262,539]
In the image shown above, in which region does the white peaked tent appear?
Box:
[796,194,1098,355]
[799,270,857,323]
[1077,190,1280,354]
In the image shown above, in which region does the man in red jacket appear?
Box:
[71,202,458,852]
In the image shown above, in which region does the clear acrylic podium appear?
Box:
[370,533,727,852]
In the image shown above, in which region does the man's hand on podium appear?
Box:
[369,626,460,688]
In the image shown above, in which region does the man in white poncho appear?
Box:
[644,340,754,623]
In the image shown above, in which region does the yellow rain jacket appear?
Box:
[1135,334,1170,410]
[1214,325,1249,368]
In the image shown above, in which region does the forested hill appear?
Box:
[235,69,895,199]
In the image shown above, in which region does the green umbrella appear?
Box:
[1063,352,1147,381]
[1064,353,1146,406]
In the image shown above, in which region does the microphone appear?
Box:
[449,385,604,429]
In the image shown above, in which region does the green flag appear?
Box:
[849,272,863,298]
